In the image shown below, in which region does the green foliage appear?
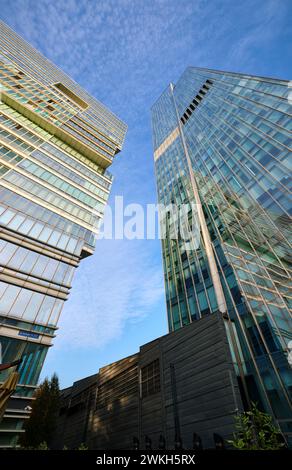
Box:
[77,443,88,450]
[37,441,49,450]
[20,373,60,449]
[20,441,49,450]
[228,403,285,450]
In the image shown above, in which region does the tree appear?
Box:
[228,402,285,450]
[20,373,60,449]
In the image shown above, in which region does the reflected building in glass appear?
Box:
[0,21,126,447]
[151,67,292,443]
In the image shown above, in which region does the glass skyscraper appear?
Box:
[151,67,292,443]
[0,21,126,447]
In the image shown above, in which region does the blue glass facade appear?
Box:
[151,67,292,443]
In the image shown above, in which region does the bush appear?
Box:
[228,403,285,450]
[77,443,88,450]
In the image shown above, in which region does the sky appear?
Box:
[0,0,291,388]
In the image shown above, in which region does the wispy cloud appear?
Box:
[228,0,288,69]
[2,0,289,122]
[55,238,165,350]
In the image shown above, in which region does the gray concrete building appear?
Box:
[53,312,244,450]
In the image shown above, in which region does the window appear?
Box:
[9,289,33,317]
[0,284,20,312]
[141,359,160,398]
[23,291,44,321]
[0,336,48,386]
[180,79,213,125]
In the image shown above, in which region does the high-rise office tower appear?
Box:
[0,21,126,447]
[151,67,292,443]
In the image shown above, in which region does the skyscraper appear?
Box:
[151,67,292,443]
[0,21,126,447]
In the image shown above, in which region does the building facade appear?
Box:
[151,67,292,443]
[53,313,243,450]
[0,21,126,447]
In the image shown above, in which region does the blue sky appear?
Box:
[0,0,291,388]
